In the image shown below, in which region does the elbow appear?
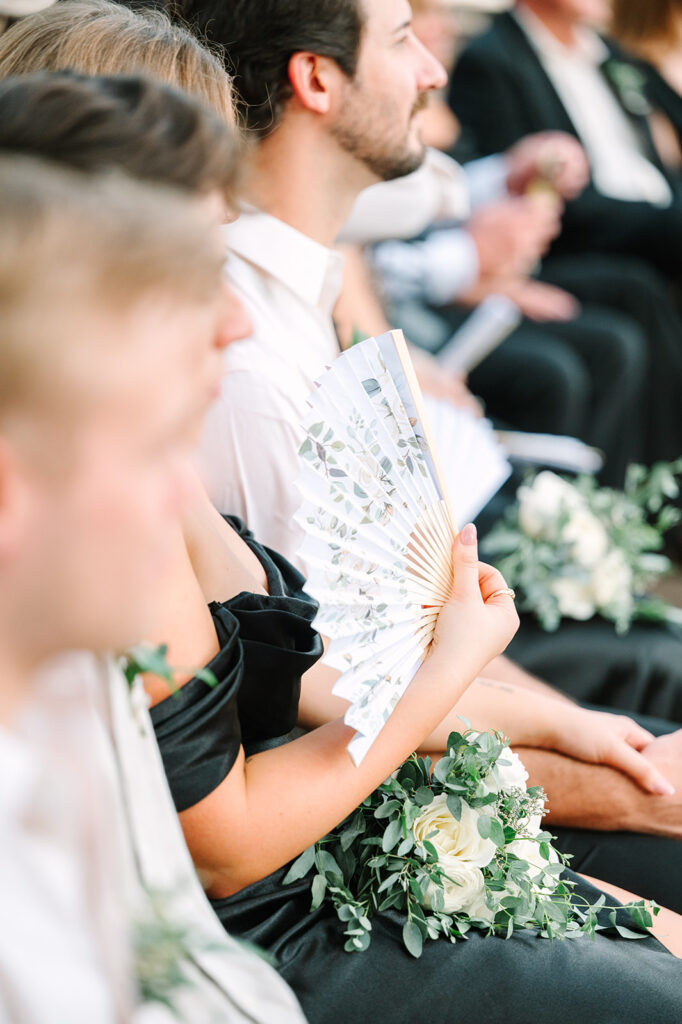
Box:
[198,853,270,900]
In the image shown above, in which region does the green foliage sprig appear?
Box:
[283,730,656,957]
[133,889,197,1014]
[123,643,218,694]
[133,888,275,1015]
[482,462,682,634]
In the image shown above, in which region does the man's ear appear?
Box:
[287,52,342,115]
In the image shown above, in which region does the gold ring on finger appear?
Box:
[486,588,516,602]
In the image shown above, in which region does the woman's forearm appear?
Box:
[420,676,561,751]
[485,654,574,702]
[301,664,568,752]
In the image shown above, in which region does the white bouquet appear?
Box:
[482,462,682,633]
[283,730,655,957]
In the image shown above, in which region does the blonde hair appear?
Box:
[0,0,235,123]
[0,154,224,419]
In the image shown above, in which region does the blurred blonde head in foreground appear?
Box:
[0,155,227,698]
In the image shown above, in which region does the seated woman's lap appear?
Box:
[213,871,682,1024]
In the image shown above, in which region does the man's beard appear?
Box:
[331,92,429,182]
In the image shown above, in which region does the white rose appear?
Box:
[591,548,633,611]
[412,795,497,869]
[524,812,544,838]
[461,877,496,923]
[549,576,595,620]
[562,509,609,569]
[518,471,584,539]
[425,854,491,917]
[496,747,529,793]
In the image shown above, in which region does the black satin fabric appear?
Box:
[150,603,244,813]
[212,868,682,1024]
[150,516,322,812]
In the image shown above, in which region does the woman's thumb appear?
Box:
[450,524,480,602]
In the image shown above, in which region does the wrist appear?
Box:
[527,697,578,751]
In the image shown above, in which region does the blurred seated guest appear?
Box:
[409,0,461,151]
[612,0,682,94]
[611,0,682,172]
[363,0,682,472]
[369,208,650,487]
[354,0,640,483]
[449,0,682,281]
[0,153,247,1023]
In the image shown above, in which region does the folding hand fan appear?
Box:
[295,330,492,765]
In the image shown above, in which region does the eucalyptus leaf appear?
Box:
[402,921,423,959]
[381,819,402,853]
[282,846,316,885]
[311,875,327,910]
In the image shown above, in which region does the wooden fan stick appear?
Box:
[408,508,453,597]
[408,520,450,589]
[389,329,458,538]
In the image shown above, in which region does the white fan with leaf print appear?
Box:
[295,330,507,765]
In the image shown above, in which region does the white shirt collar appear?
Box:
[514,6,609,67]
[223,207,344,316]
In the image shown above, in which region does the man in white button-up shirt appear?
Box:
[196,0,448,558]
[194,0,578,556]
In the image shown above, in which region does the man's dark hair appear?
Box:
[0,70,242,195]
[172,0,365,136]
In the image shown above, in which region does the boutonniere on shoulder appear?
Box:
[284,729,657,957]
[603,59,652,117]
[121,643,218,732]
[482,460,682,633]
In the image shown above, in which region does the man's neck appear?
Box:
[517,1,579,48]
[245,120,376,248]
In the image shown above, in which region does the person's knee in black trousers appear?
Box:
[467,324,593,438]
[548,306,648,485]
[541,253,682,463]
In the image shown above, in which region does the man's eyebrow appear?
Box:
[391,18,412,35]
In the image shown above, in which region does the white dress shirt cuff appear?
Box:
[464,155,510,210]
[373,228,480,307]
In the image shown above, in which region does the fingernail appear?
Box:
[652,777,675,796]
[460,523,477,546]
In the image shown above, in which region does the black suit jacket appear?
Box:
[448,11,679,259]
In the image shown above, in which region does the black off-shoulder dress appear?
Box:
[151,519,682,1024]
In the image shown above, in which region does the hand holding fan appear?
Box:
[295,330,459,764]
